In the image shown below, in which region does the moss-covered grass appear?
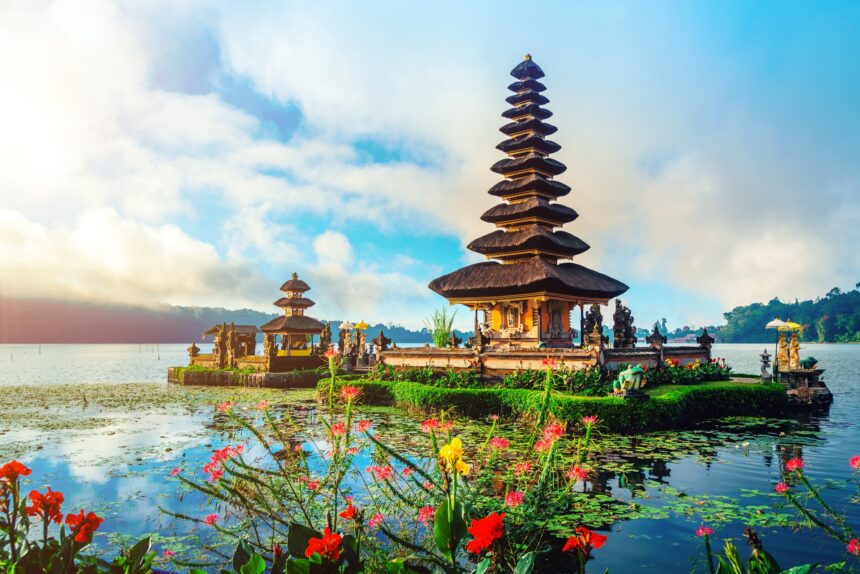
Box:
[318,378,789,433]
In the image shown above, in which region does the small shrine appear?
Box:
[260,273,326,359]
[429,55,629,350]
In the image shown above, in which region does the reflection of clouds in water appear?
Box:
[45,412,207,483]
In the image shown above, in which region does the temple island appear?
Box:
[168,56,831,411]
[380,55,714,376]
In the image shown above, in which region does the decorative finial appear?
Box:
[524,53,532,61]
[291,271,298,280]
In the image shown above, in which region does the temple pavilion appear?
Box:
[429,55,628,349]
[260,272,326,356]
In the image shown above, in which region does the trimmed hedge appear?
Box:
[319,379,789,433]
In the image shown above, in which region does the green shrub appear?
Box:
[317,378,788,433]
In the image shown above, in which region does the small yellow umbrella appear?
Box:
[355,320,369,330]
[779,321,802,331]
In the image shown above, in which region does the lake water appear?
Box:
[0,343,858,572]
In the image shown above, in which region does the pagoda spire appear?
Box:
[468,56,588,263]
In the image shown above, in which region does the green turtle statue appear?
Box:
[612,364,648,399]
[799,356,818,370]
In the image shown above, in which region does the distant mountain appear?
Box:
[0,298,467,344]
[719,285,860,343]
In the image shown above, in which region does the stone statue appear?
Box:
[226,322,238,368]
[357,329,367,357]
[777,333,789,372]
[371,330,391,358]
[318,323,332,354]
[696,328,715,350]
[646,322,667,349]
[187,341,199,361]
[264,333,275,358]
[612,300,637,349]
[760,348,772,382]
[337,328,346,355]
[584,304,603,337]
[789,333,800,371]
[448,332,462,348]
[214,322,228,368]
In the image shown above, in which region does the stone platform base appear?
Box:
[167,367,322,388]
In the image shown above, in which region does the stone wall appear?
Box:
[380,347,598,376]
[167,367,323,388]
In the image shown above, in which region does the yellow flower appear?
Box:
[455,459,471,476]
[439,437,464,466]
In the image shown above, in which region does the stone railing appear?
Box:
[380,346,599,376]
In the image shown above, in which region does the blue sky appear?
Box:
[1,1,858,331]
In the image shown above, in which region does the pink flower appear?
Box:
[581,415,598,427]
[515,461,532,475]
[421,418,440,432]
[163,550,175,558]
[785,458,804,472]
[542,357,557,368]
[255,400,269,410]
[203,514,218,526]
[422,480,433,490]
[299,476,320,490]
[848,538,860,556]
[218,401,234,412]
[775,482,790,494]
[440,421,455,432]
[696,526,714,537]
[208,468,224,483]
[418,506,435,525]
[368,513,384,527]
[534,438,551,452]
[504,491,525,508]
[366,465,393,481]
[543,424,564,441]
[169,468,181,477]
[850,456,860,470]
[356,419,372,433]
[347,447,359,455]
[489,437,509,450]
[324,346,338,358]
[490,415,499,421]
[566,465,589,482]
[340,386,361,401]
[331,422,347,436]
[402,467,414,477]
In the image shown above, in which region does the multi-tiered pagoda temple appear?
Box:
[429,55,628,349]
[260,272,325,356]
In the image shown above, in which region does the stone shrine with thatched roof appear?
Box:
[429,55,629,350]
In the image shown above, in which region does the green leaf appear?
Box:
[127,536,152,569]
[239,554,266,574]
[189,570,209,574]
[287,523,323,559]
[233,540,254,573]
[780,566,819,574]
[475,559,491,574]
[433,498,467,562]
[514,552,536,574]
[286,559,311,574]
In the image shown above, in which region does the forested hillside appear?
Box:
[719,286,860,343]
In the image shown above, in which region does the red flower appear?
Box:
[366,465,393,481]
[696,525,714,537]
[566,466,589,482]
[534,438,552,452]
[850,456,860,470]
[504,491,524,508]
[465,512,505,554]
[25,488,64,524]
[543,423,564,441]
[217,401,234,412]
[848,538,860,556]
[489,437,509,450]
[348,447,359,455]
[255,400,270,410]
[515,461,532,475]
[775,482,789,494]
[65,510,103,543]
[338,504,358,521]
[402,467,414,477]
[356,419,372,433]
[440,421,455,432]
[368,513,384,527]
[562,526,607,560]
[169,468,181,477]
[324,347,338,359]
[163,550,175,559]
[542,357,557,368]
[203,513,218,526]
[331,422,347,436]
[0,460,32,484]
[581,415,598,427]
[785,458,804,472]
[305,527,342,561]
[340,386,361,401]
[418,506,435,525]
[421,418,440,432]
